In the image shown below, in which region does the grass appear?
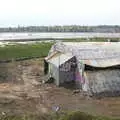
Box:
[62,37,120,42]
[59,111,120,120]
[0,111,119,120]
[0,42,53,61]
[0,37,120,61]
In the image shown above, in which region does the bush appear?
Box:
[59,111,119,120]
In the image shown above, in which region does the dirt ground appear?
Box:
[0,58,120,118]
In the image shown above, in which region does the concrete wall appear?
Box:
[86,69,120,96]
[59,71,75,84]
[49,63,59,86]
[59,57,76,85]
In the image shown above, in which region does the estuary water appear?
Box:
[0,32,120,41]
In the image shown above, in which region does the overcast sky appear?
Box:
[0,0,119,27]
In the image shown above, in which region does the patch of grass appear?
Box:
[0,114,53,120]
[62,37,120,42]
[0,42,53,60]
[0,38,120,61]
[59,111,120,120]
[0,111,119,120]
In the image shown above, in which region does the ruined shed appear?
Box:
[45,52,76,86]
[45,42,120,96]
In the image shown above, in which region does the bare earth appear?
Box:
[0,58,120,118]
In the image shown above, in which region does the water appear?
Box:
[0,32,120,41]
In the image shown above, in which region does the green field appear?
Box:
[0,37,120,61]
[62,37,120,42]
[0,42,53,61]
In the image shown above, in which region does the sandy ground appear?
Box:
[0,58,120,118]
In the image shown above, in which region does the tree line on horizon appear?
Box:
[0,25,120,33]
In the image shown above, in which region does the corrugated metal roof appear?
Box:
[47,52,73,67]
[47,42,120,68]
[84,58,120,67]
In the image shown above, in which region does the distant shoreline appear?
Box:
[0,32,120,41]
[0,25,120,33]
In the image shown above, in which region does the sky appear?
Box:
[0,0,119,27]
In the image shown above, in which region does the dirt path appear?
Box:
[0,59,119,118]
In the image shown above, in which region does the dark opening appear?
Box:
[44,59,49,75]
[85,64,120,71]
[46,77,55,83]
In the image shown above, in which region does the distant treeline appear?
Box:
[0,25,120,33]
